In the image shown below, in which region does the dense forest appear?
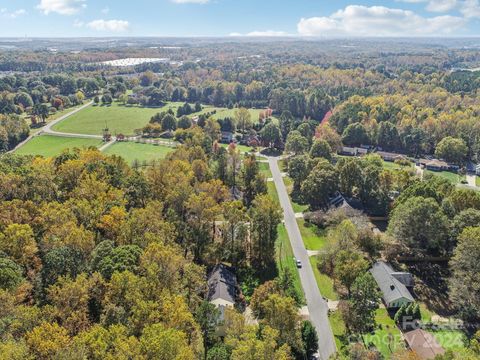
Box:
[1,39,480,360]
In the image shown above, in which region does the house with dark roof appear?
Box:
[370,261,414,309]
[403,329,445,359]
[207,263,238,308]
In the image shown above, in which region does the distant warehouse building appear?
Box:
[370,261,414,309]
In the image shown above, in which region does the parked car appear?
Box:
[296,259,302,268]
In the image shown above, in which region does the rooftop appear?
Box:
[370,261,414,305]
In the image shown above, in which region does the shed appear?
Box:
[404,329,445,359]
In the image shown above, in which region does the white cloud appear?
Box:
[398,0,480,16]
[1,8,27,18]
[398,0,458,12]
[87,19,130,32]
[170,0,210,3]
[230,30,290,37]
[460,0,480,17]
[38,0,86,15]
[297,5,466,37]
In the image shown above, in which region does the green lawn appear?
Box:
[28,104,85,134]
[52,102,187,136]
[430,330,467,351]
[103,141,174,166]
[298,219,327,250]
[310,257,337,300]
[15,135,103,158]
[220,143,255,154]
[382,160,413,171]
[425,170,466,184]
[258,161,272,178]
[329,311,348,350]
[364,308,405,357]
[276,224,305,304]
[267,181,280,206]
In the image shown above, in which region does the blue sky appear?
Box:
[0,0,479,37]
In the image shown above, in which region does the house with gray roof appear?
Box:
[370,261,414,309]
[207,263,238,308]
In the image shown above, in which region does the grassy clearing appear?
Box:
[424,170,466,184]
[476,176,480,187]
[267,181,280,206]
[28,104,85,134]
[310,257,337,300]
[52,102,188,136]
[258,161,272,178]
[382,160,414,171]
[329,311,347,350]
[103,141,174,166]
[364,308,405,357]
[298,219,327,250]
[430,330,467,351]
[220,143,255,154]
[15,135,102,158]
[276,224,305,304]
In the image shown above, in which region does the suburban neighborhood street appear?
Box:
[269,157,336,360]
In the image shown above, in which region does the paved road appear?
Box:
[269,157,336,360]
[9,101,97,153]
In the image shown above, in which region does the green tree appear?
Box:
[309,139,332,160]
[0,256,24,290]
[435,136,468,165]
[195,301,220,360]
[342,122,370,146]
[249,195,281,268]
[285,130,309,155]
[260,123,281,149]
[301,160,338,210]
[449,227,480,322]
[235,108,253,134]
[333,250,369,296]
[161,114,177,132]
[300,320,318,359]
[388,196,449,252]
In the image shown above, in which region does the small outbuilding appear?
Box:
[403,329,445,359]
[370,261,414,309]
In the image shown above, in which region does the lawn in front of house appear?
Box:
[382,160,414,171]
[52,101,187,136]
[298,219,327,250]
[103,141,174,166]
[15,135,103,158]
[276,224,305,304]
[424,170,466,184]
[329,310,348,350]
[364,308,405,357]
[309,257,337,300]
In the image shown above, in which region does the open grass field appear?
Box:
[103,141,174,166]
[52,102,189,136]
[298,219,327,250]
[219,143,255,154]
[276,224,305,305]
[15,135,103,158]
[382,160,414,171]
[310,257,337,300]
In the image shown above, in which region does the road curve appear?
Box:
[269,157,336,360]
[9,101,97,153]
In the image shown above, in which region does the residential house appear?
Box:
[377,151,406,162]
[339,146,369,157]
[370,261,414,309]
[207,264,239,336]
[220,131,234,144]
[403,329,445,359]
[418,159,451,172]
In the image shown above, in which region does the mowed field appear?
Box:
[52,102,185,136]
[103,142,175,165]
[15,135,103,157]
